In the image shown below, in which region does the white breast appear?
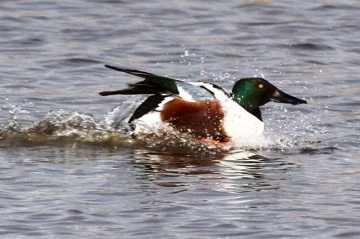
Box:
[219,98,264,145]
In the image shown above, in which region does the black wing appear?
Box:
[99,65,180,96]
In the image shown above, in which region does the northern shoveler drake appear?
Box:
[99,65,307,145]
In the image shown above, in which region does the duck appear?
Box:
[99,65,307,145]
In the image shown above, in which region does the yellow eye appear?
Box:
[258,84,264,89]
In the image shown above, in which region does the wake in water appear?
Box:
[0,109,124,148]
[0,100,310,152]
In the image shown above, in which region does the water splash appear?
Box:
[0,108,130,148]
[0,100,314,152]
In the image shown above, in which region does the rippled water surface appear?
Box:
[1,0,359,238]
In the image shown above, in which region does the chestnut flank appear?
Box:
[161,98,230,142]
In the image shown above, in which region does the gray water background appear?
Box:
[0,0,359,238]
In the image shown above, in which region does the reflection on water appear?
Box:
[129,148,296,193]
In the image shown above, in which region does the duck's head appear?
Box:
[232,78,307,121]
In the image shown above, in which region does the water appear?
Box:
[0,0,359,238]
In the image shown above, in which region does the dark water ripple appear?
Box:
[0,0,359,238]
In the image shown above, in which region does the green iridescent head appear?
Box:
[232,78,306,121]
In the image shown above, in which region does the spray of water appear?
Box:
[0,61,316,152]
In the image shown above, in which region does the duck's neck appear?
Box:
[232,96,263,121]
[246,107,262,121]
